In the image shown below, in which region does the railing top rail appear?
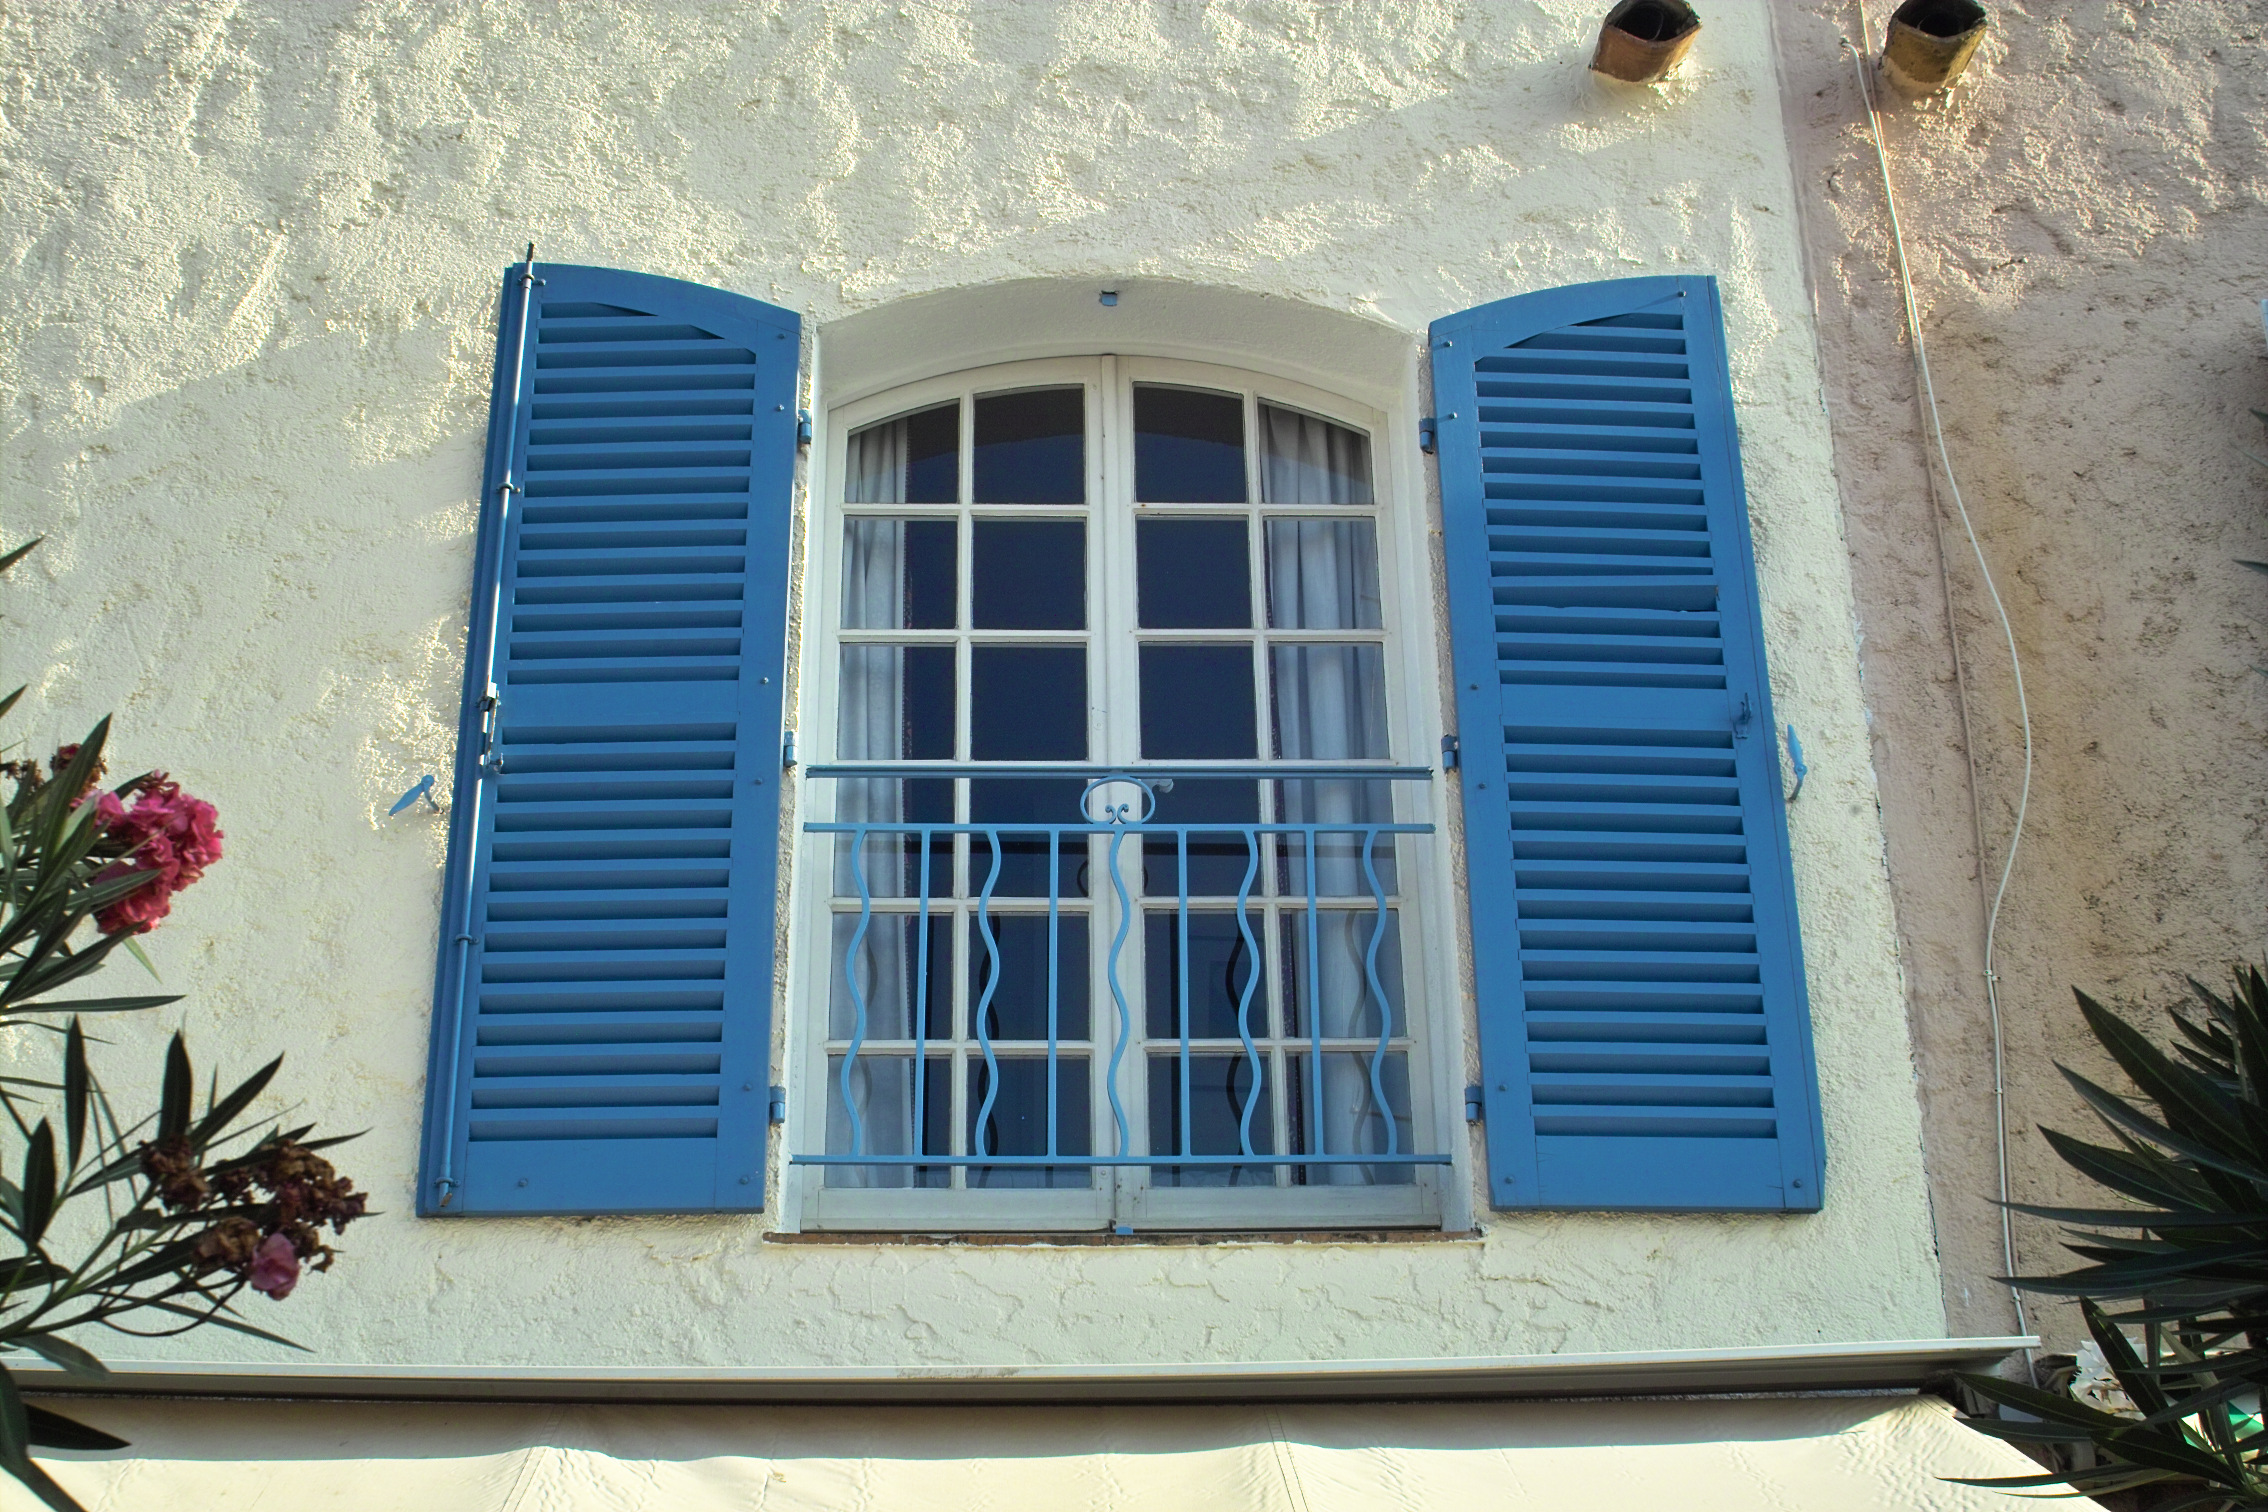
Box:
[802,763,1437,781]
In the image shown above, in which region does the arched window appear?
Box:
[796,357,1448,1230]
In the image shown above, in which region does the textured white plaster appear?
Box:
[0,0,1945,1371]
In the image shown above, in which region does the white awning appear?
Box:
[12,1391,2086,1510]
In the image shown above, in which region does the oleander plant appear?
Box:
[0,539,366,1512]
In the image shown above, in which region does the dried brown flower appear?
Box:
[138,1136,210,1212]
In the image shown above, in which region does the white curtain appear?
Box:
[1260,405,1403,1183]
[832,419,920,1185]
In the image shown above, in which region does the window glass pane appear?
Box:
[1270,644,1387,760]
[1137,518,1250,629]
[1134,386,1246,503]
[837,645,955,760]
[967,1059,1092,1188]
[829,913,953,1040]
[970,646,1086,759]
[1276,777,1398,900]
[1139,645,1255,759]
[972,914,1090,1041]
[824,1054,950,1188]
[1286,1052,1412,1185]
[842,518,956,630]
[833,647,954,897]
[1264,519,1380,631]
[1141,778,1260,899]
[970,778,1088,901]
[973,519,1085,630]
[1259,403,1372,506]
[973,387,1084,504]
[846,403,958,505]
[1284,908,1403,1039]
[1144,910,1265,1039]
[1147,1052,1275,1186]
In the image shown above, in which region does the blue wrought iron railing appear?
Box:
[797,764,1450,1177]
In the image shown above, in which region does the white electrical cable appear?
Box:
[1841,36,2037,1355]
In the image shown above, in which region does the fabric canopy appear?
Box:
[8,1390,2083,1510]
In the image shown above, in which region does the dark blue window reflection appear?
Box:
[1148,1054,1274,1184]
[974,519,1085,630]
[971,647,1088,898]
[973,388,1084,504]
[970,778,1088,900]
[1144,910,1265,1038]
[901,519,957,628]
[1134,386,1246,503]
[899,404,960,504]
[971,646,1086,759]
[1139,645,1255,759]
[973,914,1090,1041]
[968,1059,1092,1188]
[1136,518,1249,628]
[900,645,956,758]
[1142,778,1260,899]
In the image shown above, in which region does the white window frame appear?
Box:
[788,355,1451,1232]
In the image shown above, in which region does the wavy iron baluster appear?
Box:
[1104,824,1136,1160]
[971,830,1004,1161]
[1360,829,1398,1160]
[1233,830,1263,1162]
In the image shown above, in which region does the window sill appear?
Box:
[763,1226,1480,1247]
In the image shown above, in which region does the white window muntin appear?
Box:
[793,356,1446,1231]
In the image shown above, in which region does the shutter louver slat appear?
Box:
[420,264,799,1216]
[1432,276,1824,1213]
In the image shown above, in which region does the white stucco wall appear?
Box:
[0,0,1947,1371]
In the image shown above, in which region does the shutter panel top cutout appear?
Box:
[420,263,800,1217]
[1430,276,1824,1214]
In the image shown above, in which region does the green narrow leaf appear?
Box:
[121,935,157,980]
[191,1056,282,1149]
[11,1334,106,1381]
[61,1020,85,1171]
[132,1296,308,1352]
[156,1034,190,1143]
[18,1121,55,1246]
[6,996,182,1017]
[0,687,23,724]
[0,1364,87,1512]
[23,1407,125,1454]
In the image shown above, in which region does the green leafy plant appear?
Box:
[0,539,366,1511]
[1954,971,2268,1508]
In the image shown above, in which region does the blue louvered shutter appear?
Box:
[1431,276,1824,1213]
[418,263,799,1216]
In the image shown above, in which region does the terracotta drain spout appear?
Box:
[1882,0,1987,95]
[1590,0,1700,87]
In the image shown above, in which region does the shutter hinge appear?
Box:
[782,730,798,770]
[796,409,813,448]
[1464,1085,1485,1123]
[1440,733,1460,772]
[1418,416,1438,455]
[768,1085,787,1125]
[1732,694,1754,741]
[477,687,504,774]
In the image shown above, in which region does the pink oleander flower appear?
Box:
[246,1233,300,1299]
[91,773,224,935]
